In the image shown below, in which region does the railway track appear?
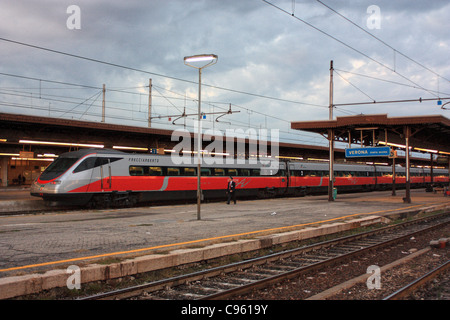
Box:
[383,260,450,300]
[80,211,450,300]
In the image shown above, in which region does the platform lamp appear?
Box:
[184,54,218,220]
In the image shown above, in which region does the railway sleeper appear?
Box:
[202,280,242,290]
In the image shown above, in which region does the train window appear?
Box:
[73,157,123,174]
[251,169,260,176]
[73,157,96,173]
[95,157,122,167]
[39,157,79,181]
[277,170,286,176]
[129,166,144,176]
[149,167,162,176]
[239,169,250,176]
[227,168,238,176]
[310,171,319,177]
[295,170,303,176]
[201,168,211,176]
[167,168,180,176]
[214,168,225,176]
[183,167,196,176]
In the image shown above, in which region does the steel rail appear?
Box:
[383,260,450,300]
[202,219,449,300]
[80,212,449,300]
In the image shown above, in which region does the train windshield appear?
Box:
[39,157,79,181]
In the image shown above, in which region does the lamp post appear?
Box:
[184,54,218,220]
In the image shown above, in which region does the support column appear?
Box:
[404,126,411,203]
[392,155,396,196]
[328,60,334,202]
[430,153,434,185]
[1,157,8,187]
[328,128,335,202]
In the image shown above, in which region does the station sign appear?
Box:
[345,146,391,158]
[19,151,34,158]
[150,148,165,155]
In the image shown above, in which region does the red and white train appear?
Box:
[30,148,449,207]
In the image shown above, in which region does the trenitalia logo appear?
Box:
[170,126,280,174]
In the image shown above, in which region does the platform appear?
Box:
[0,186,49,213]
[0,189,449,299]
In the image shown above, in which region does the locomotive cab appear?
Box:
[30,149,124,206]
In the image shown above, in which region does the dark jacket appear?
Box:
[227,180,236,192]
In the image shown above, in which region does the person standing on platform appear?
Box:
[226,176,236,205]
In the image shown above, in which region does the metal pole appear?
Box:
[183,54,218,220]
[430,153,434,185]
[329,60,333,120]
[328,60,334,202]
[197,67,202,220]
[392,155,396,196]
[328,128,334,201]
[404,126,411,203]
[102,84,106,122]
[148,79,152,127]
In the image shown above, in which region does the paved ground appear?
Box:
[0,188,449,277]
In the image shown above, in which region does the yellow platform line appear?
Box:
[0,201,447,273]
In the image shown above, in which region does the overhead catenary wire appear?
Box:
[0,71,329,143]
[260,0,441,98]
[334,69,375,102]
[313,0,450,84]
[0,37,325,109]
[334,68,450,97]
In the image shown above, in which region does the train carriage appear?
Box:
[31,148,449,207]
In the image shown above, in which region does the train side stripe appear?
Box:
[159,176,170,191]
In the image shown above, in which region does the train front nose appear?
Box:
[30,179,62,197]
[30,179,44,197]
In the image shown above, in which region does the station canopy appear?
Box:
[291,114,450,155]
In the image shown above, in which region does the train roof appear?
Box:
[56,149,448,174]
[59,148,125,158]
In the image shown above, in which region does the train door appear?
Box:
[85,157,112,192]
[279,162,288,194]
[99,158,112,191]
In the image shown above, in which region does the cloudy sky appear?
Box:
[0,0,449,147]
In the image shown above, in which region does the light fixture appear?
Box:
[414,147,438,153]
[12,157,54,162]
[113,146,149,151]
[184,54,218,65]
[184,53,218,221]
[37,153,58,158]
[0,153,20,156]
[19,140,104,148]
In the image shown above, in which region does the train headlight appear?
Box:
[50,180,62,185]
